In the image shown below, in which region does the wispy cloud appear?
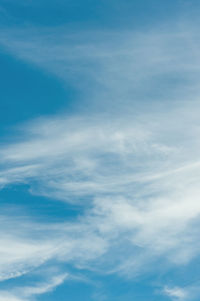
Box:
[163,282,200,301]
[164,286,188,300]
[1,23,200,110]
[1,106,200,277]
[0,273,67,301]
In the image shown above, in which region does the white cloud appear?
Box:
[0,273,68,301]
[1,107,200,277]
[163,282,200,301]
[164,286,187,300]
[1,23,200,111]
[0,212,109,282]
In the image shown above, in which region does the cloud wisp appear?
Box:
[0,273,68,301]
[163,286,187,300]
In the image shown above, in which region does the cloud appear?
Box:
[0,216,60,281]
[1,23,200,111]
[1,106,200,277]
[164,286,187,300]
[0,273,68,301]
[0,211,109,282]
[163,283,200,301]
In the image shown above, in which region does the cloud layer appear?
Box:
[1,21,200,300]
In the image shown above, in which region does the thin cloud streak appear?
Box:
[0,273,68,301]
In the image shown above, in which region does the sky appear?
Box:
[1,0,200,300]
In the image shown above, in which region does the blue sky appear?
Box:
[1,1,200,300]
